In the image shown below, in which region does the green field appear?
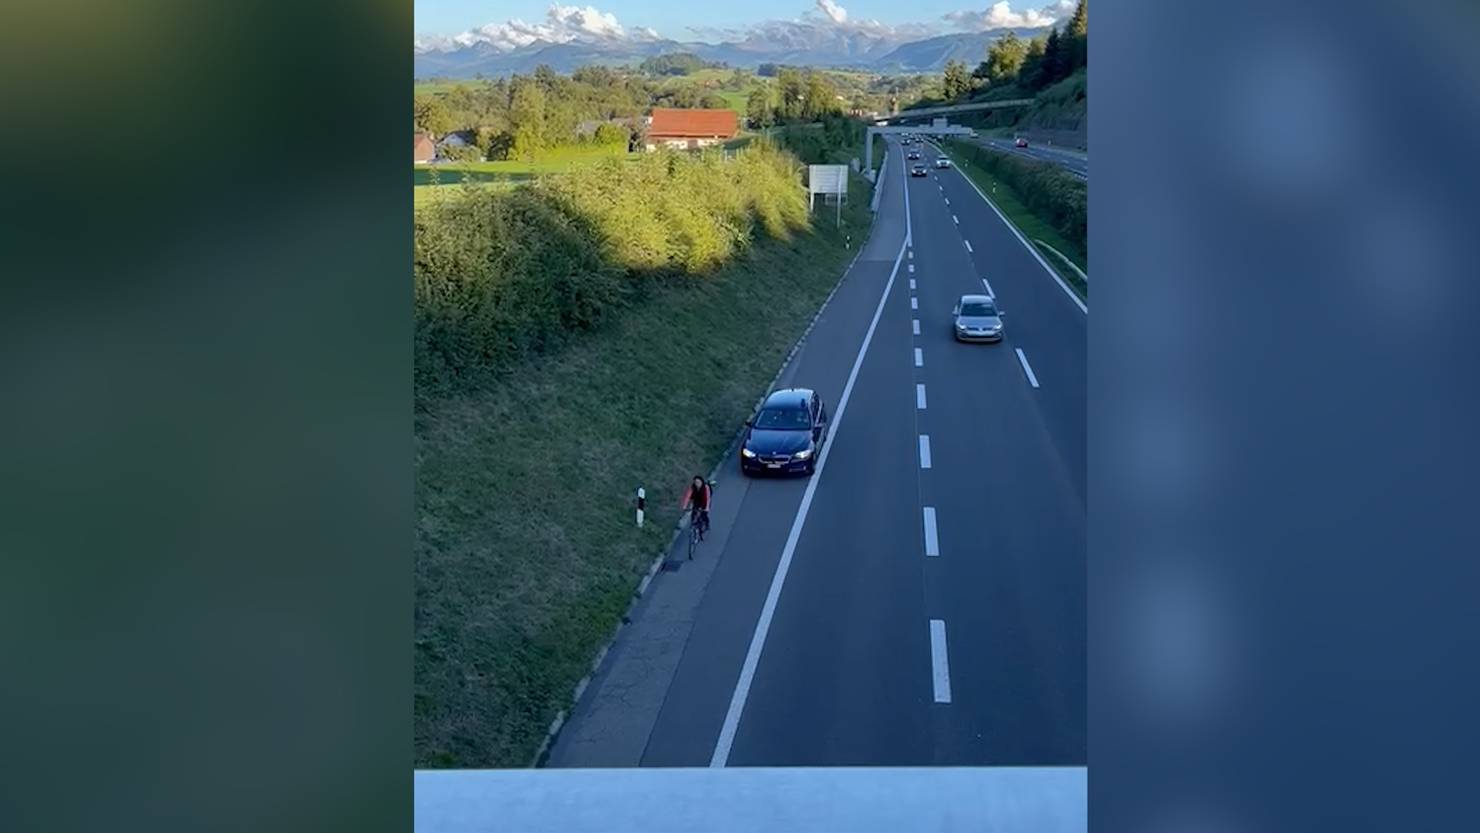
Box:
[415,167,874,767]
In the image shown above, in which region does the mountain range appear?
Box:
[413,27,1048,79]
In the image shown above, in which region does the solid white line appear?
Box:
[709,230,912,768]
[914,347,923,367]
[919,435,932,469]
[912,319,920,336]
[981,276,996,298]
[929,619,952,703]
[910,296,918,310]
[952,214,959,224]
[963,239,973,253]
[909,278,916,290]
[916,383,927,409]
[923,507,940,556]
[1015,347,1040,389]
[949,165,1085,314]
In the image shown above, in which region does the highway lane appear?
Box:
[966,136,1089,180]
[553,136,1084,768]
[719,139,1085,765]
[907,145,1087,763]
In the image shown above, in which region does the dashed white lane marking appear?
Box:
[909,279,916,290]
[908,250,913,260]
[916,383,927,409]
[981,276,996,297]
[914,347,923,367]
[929,620,953,703]
[944,197,950,206]
[923,507,940,557]
[908,263,915,273]
[1015,347,1040,389]
[912,319,920,336]
[952,214,959,225]
[910,296,918,310]
[918,435,932,469]
[964,239,973,253]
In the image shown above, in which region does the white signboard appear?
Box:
[807,164,848,197]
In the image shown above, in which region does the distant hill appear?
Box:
[413,27,1051,79]
[872,29,1043,73]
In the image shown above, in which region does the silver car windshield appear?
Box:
[961,302,997,316]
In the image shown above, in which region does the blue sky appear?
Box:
[413,1,1069,41]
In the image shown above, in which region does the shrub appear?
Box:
[413,143,811,400]
[441,144,483,163]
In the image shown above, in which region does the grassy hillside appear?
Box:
[415,135,874,766]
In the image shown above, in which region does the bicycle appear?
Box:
[685,479,717,560]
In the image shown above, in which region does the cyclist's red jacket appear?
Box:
[680,482,711,511]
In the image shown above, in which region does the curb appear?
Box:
[529,173,883,769]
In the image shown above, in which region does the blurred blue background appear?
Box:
[1095,1,1480,830]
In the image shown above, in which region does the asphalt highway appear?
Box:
[551,138,1086,768]
[969,136,1090,180]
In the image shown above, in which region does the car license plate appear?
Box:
[766,462,781,468]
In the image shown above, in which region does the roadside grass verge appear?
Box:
[414,169,874,767]
[943,139,1087,301]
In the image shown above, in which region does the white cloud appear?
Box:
[817,0,849,24]
[944,1,1074,31]
[415,3,634,53]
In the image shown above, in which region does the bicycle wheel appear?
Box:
[687,520,698,559]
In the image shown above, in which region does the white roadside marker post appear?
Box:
[636,487,645,529]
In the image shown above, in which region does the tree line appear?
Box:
[415,60,865,162]
[940,0,1087,101]
[745,67,844,128]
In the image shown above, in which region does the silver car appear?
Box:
[952,294,1004,342]
[935,157,952,168]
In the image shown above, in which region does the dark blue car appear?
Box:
[740,388,829,476]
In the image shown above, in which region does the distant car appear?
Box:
[907,150,921,160]
[911,164,928,177]
[1015,137,1029,148]
[935,157,951,168]
[952,294,1005,343]
[741,388,829,476]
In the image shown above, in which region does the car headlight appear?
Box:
[793,449,813,460]
[741,448,756,458]
[955,321,967,330]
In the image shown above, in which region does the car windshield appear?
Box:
[961,302,997,317]
[754,407,811,430]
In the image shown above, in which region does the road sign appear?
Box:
[807,164,848,198]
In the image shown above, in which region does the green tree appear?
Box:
[1017,34,1048,90]
[1065,0,1088,71]
[802,72,837,120]
[942,59,971,100]
[746,86,772,127]
[777,68,804,121]
[699,93,728,109]
[508,79,546,160]
[977,32,1029,87]
[1038,28,1067,89]
[414,96,454,136]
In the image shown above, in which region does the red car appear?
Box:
[1015,137,1029,148]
